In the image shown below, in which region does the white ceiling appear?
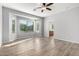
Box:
[1,3,79,17]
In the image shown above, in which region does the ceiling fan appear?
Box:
[33,3,54,12]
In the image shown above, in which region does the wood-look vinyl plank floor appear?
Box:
[0,37,79,56]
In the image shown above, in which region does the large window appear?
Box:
[19,19,34,32]
[17,16,40,33]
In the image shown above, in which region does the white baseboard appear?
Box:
[55,38,79,44]
[0,43,2,47]
[2,38,32,47]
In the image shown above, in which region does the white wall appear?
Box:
[2,7,44,43]
[44,7,79,43]
[0,4,2,46]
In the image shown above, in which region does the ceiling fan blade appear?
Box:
[42,3,46,6]
[46,8,52,11]
[41,10,44,12]
[46,3,53,6]
[33,7,42,11]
